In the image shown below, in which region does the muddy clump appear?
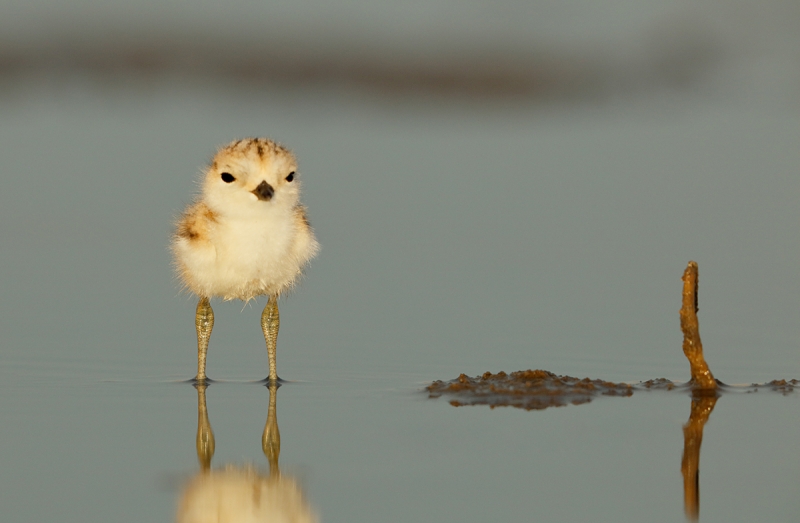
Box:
[427,369,632,410]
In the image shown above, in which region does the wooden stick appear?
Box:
[679,262,717,390]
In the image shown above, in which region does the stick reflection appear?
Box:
[680,392,717,521]
[177,383,317,523]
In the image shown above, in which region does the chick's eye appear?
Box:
[221,172,235,183]
[285,171,295,182]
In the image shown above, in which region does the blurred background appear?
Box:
[2,0,798,382]
[1,1,799,522]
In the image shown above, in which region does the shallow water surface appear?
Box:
[1,363,798,522]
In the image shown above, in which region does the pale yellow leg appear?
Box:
[195,297,214,382]
[261,296,281,383]
[262,382,281,477]
[195,383,215,471]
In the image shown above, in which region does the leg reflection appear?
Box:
[194,382,215,471]
[262,382,281,477]
[681,393,718,521]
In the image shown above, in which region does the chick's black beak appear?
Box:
[251,181,275,201]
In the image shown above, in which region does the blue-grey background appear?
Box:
[0,1,798,521]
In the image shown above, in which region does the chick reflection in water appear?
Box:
[177,384,318,523]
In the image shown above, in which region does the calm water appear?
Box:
[1,1,799,521]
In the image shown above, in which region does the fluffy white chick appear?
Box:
[173,138,319,382]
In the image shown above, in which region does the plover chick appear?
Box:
[172,138,319,383]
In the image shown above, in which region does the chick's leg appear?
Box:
[195,297,214,382]
[261,296,280,383]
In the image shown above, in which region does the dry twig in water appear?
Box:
[679,261,717,391]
